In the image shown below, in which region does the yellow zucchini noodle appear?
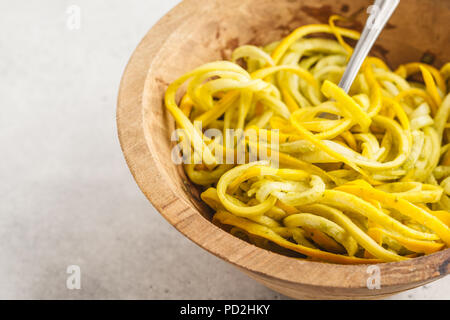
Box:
[163,18,450,264]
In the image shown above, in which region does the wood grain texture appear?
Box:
[117,0,450,299]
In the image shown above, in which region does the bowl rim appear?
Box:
[117,0,450,296]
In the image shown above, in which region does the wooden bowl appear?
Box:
[117,0,450,299]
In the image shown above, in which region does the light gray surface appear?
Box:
[0,0,448,300]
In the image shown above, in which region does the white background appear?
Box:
[0,0,448,299]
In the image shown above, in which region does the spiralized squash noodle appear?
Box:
[163,18,450,264]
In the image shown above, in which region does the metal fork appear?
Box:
[338,0,400,93]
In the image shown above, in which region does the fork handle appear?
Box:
[338,0,400,93]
